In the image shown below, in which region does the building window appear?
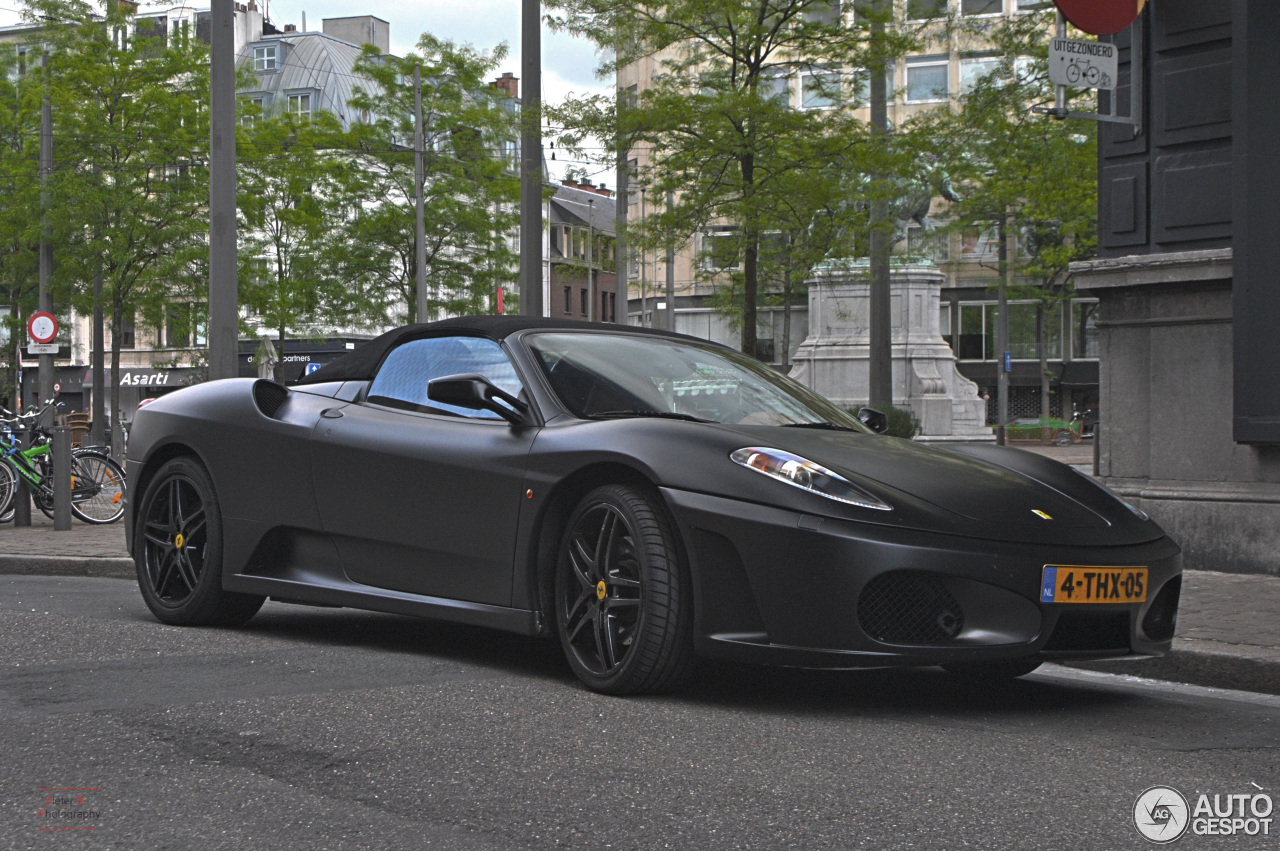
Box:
[1017,0,1053,9]
[163,302,208,348]
[580,288,588,316]
[906,57,949,103]
[960,57,1001,94]
[959,225,999,259]
[287,93,312,120]
[803,0,841,26]
[563,285,572,314]
[958,301,1063,361]
[1072,299,1099,359]
[239,95,265,126]
[762,68,791,105]
[961,0,1001,14]
[940,301,952,347]
[801,66,840,109]
[906,0,947,21]
[700,227,741,271]
[609,292,616,323]
[119,314,136,350]
[253,45,278,72]
[253,45,277,72]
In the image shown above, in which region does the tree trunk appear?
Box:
[740,152,758,357]
[1037,302,1050,421]
[275,322,286,383]
[110,298,122,459]
[996,217,1009,445]
[91,268,105,447]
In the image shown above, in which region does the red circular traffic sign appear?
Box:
[28,311,58,344]
[1053,0,1146,36]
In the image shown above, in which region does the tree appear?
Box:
[237,108,361,379]
[26,0,212,423]
[547,0,921,356]
[0,42,42,407]
[344,35,521,324]
[909,11,1097,429]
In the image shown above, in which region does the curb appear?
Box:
[0,555,134,580]
[1064,644,1280,698]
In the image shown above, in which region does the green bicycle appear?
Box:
[0,402,126,525]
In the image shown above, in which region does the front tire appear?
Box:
[555,484,693,695]
[135,457,264,626]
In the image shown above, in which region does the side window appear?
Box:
[367,336,523,420]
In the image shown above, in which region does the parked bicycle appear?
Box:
[0,401,127,524]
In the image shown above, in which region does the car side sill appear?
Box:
[225,573,541,636]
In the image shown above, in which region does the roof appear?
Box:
[294,315,702,385]
[549,184,617,234]
[237,32,367,128]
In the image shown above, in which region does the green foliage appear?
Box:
[910,11,1098,290]
[19,0,213,412]
[344,35,520,323]
[0,42,42,403]
[236,108,358,378]
[880,404,920,439]
[546,0,927,357]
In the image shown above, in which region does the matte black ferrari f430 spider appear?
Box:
[126,317,1181,694]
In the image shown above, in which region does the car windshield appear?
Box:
[525,331,871,431]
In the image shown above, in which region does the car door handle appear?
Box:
[320,408,344,419]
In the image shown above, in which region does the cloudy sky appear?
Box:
[0,0,615,179]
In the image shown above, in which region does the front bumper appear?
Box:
[661,488,1183,669]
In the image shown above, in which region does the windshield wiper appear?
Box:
[587,410,712,423]
[780,421,859,432]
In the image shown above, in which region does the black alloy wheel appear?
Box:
[135,457,263,626]
[555,484,693,695]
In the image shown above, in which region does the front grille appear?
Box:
[857,571,965,645]
[1142,576,1181,641]
[1043,610,1130,652]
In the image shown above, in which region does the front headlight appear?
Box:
[730,447,892,511]
[1072,467,1149,521]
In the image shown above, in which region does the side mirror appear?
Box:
[428,373,528,425]
[857,406,890,434]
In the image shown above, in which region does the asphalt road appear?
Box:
[2,575,1277,850]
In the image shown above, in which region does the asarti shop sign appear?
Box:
[83,368,192,388]
[1052,0,1147,36]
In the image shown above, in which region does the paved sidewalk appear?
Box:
[2,510,1278,694]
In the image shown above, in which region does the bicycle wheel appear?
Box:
[68,451,127,524]
[0,460,14,522]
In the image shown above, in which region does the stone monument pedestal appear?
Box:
[789,263,991,441]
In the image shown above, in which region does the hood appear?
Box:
[718,426,1163,547]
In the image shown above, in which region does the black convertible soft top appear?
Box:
[294,315,702,386]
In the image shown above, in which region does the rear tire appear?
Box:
[555,484,693,695]
[135,456,264,626]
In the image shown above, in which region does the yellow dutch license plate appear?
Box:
[1040,565,1148,604]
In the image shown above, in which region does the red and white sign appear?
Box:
[1052,0,1147,36]
[27,311,58,344]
